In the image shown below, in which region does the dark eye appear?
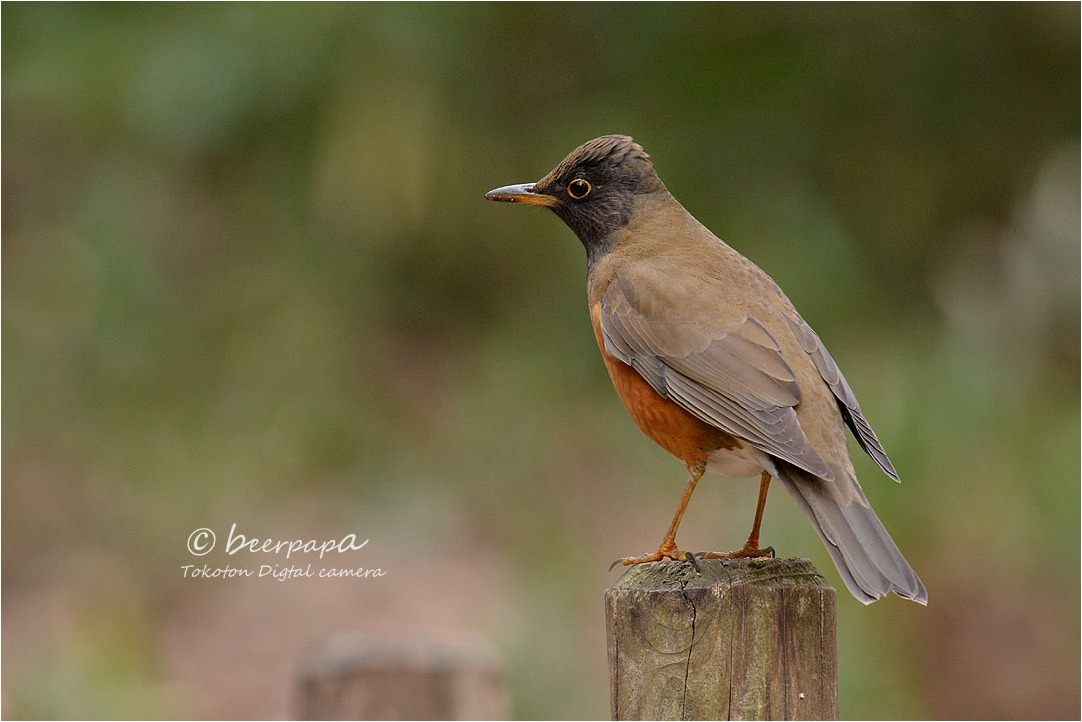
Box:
[566,179,592,200]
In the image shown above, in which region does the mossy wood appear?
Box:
[605,557,838,720]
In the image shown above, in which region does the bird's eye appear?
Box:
[566,179,592,200]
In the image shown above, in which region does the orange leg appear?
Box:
[700,470,775,560]
[609,460,706,569]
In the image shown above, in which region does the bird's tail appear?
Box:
[774,462,927,605]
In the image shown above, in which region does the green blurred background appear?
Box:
[3,3,1079,719]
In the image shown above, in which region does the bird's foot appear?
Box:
[608,539,704,572]
[697,543,775,560]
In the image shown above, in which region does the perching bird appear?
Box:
[485,135,926,604]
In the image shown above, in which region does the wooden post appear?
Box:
[299,637,508,720]
[606,557,837,720]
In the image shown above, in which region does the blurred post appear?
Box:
[299,637,508,720]
[605,558,837,720]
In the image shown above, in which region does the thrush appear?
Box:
[485,135,926,604]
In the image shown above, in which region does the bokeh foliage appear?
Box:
[3,4,1079,719]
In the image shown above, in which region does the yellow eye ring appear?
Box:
[566,179,592,200]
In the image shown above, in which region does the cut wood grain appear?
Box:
[605,557,837,720]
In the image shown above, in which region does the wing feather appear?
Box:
[784,316,900,481]
[600,271,834,480]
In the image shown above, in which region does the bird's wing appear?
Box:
[784,316,900,481]
[600,269,835,481]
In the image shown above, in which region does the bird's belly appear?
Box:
[599,348,744,467]
[589,299,757,470]
[705,445,774,478]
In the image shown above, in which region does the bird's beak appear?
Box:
[484,183,559,207]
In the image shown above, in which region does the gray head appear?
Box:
[485,135,667,257]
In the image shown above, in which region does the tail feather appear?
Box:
[774,463,927,605]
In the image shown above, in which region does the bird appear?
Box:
[484,134,926,605]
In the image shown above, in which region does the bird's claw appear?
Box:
[608,540,776,573]
[607,546,700,572]
[696,544,775,560]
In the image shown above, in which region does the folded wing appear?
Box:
[600,270,835,481]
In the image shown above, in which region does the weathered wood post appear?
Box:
[299,637,508,720]
[606,557,837,720]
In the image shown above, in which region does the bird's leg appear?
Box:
[699,470,775,560]
[609,460,706,570]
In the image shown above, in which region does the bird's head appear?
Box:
[485,135,666,258]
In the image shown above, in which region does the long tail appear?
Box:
[774,462,927,605]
